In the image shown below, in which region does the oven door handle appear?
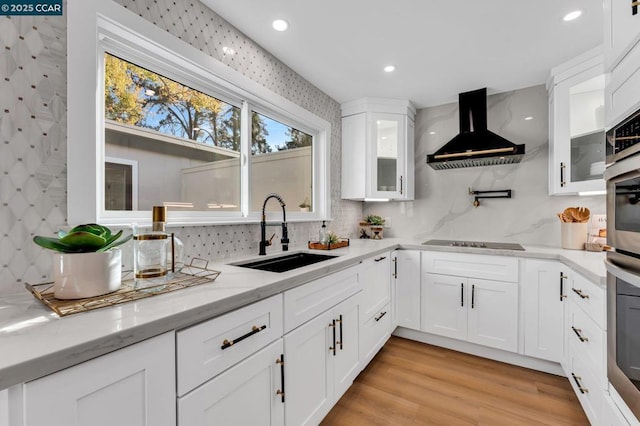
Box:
[606,257,640,286]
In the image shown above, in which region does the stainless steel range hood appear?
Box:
[426,88,525,170]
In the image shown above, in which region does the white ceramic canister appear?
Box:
[52,248,122,299]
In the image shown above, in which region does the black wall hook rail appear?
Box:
[468,188,512,207]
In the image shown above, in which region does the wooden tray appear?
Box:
[308,238,349,250]
[26,259,221,317]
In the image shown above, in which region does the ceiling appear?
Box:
[200,0,603,109]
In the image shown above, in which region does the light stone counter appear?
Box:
[0,238,606,389]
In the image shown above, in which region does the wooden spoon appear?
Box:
[573,207,591,223]
[562,207,577,222]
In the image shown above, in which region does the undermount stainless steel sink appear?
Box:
[231,252,338,273]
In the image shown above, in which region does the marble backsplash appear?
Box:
[363,85,605,246]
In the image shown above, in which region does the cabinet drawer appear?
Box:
[177,339,284,425]
[569,302,606,383]
[177,294,283,396]
[569,349,604,425]
[422,252,518,282]
[284,265,361,333]
[570,272,605,329]
[360,303,392,366]
[360,253,391,320]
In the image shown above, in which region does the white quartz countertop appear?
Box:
[0,238,606,389]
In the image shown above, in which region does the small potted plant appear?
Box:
[365,215,386,240]
[33,224,132,299]
[299,197,311,212]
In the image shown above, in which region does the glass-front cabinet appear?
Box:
[341,98,415,201]
[548,48,606,195]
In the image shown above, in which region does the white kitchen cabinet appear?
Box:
[547,47,605,195]
[602,393,633,426]
[341,98,416,201]
[176,294,283,396]
[523,259,568,363]
[565,270,607,426]
[421,252,519,353]
[359,252,392,365]
[604,0,640,126]
[23,332,175,426]
[422,273,518,352]
[604,0,640,72]
[284,293,360,426]
[392,250,421,330]
[177,339,284,426]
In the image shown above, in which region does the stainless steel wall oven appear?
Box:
[605,105,640,420]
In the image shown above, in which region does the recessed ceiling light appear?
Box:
[524,116,533,121]
[384,65,396,73]
[429,131,436,135]
[222,46,235,55]
[272,19,289,31]
[563,10,582,21]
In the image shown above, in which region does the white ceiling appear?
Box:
[200,0,603,109]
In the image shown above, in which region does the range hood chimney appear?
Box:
[426,88,525,170]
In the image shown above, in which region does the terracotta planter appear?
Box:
[52,249,122,299]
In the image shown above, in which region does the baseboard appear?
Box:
[393,327,565,377]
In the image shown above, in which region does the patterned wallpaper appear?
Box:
[0,0,362,295]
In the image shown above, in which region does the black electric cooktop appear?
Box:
[422,239,525,251]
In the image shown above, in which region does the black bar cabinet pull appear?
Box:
[560,273,567,301]
[572,326,589,342]
[571,373,588,394]
[471,284,475,309]
[337,315,343,350]
[461,283,464,307]
[221,324,267,350]
[375,311,387,322]
[329,319,336,356]
[400,175,404,195]
[572,288,590,299]
[276,354,285,403]
[560,162,566,187]
[393,257,398,279]
[374,256,387,262]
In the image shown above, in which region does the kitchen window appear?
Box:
[67,2,330,226]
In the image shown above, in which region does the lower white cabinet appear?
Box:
[359,252,392,365]
[523,259,568,363]
[178,339,285,426]
[393,250,421,330]
[284,293,360,426]
[23,332,175,426]
[422,273,518,352]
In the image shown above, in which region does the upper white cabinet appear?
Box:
[604,0,640,126]
[547,48,606,195]
[341,98,416,201]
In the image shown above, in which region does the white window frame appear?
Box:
[68,0,331,226]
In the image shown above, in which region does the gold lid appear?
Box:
[152,206,167,223]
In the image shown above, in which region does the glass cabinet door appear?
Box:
[568,74,606,184]
[550,62,606,195]
[371,113,405,198]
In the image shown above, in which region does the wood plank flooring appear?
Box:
[321,336,588,425]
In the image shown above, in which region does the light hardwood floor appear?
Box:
[321,336,589,425]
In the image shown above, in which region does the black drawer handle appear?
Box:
[571,326,589,342]
[559,273,567,301]
[221,324,267,350]
[375,311,387,322]
[276,354,285,403]
[571,373,588,394]
[374,256,387,262]
[572,288,590,299]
